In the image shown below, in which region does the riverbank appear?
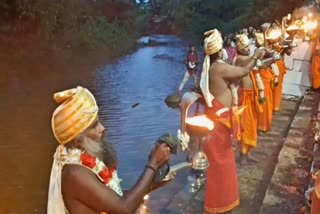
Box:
[0,34,191,213]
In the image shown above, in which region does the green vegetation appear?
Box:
[0,0,151,55]
[171,0,304,42]
[0,0,306,53]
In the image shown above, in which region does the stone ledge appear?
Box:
[259,92,318,214]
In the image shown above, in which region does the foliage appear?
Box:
[171,0,304,40]
[0,0,147,53]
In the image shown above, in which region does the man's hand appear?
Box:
[177,129,190,151]
[148,143,171,170]
[149,172,176,192]
[253,48,266,59]
[272,52,281,61]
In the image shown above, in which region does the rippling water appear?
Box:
[95,35,197,213]
[0,35,198,213]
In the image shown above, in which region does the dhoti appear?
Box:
[239,88,258,154]
[273,60,286,111]
[311,172,320,214]
[312,39,320,89]
[258,68,274,132]
[204,99,239,213]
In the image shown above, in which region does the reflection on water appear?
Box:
[0,35,198,213]
[95,35,194,213]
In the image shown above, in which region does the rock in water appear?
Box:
[165,92,181,108]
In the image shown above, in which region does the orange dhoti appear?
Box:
[273,60,286,111]
[311,171,320,214]
[258,68,274,132]
[312,38,320,89]
[204,99,239,213]
[239,88,258,155]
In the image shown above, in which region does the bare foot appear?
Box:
[239,153,249,166]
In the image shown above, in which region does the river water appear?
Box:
[0,35,199,213]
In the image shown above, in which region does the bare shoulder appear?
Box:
[236,55,250,66]
[210,62,228,74]
[210,63,237,82]
[62,164,96,186]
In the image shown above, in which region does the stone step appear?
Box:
[259,91,320,214]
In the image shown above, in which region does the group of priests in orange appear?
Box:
[231,32,293,165]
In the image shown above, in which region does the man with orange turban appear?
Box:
[200,29,265,213]
[255,33,278,132]
[47,86,172,214]
[233,34,264,165]
[311,36,320,89]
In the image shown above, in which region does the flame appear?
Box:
[284,32,290,38]
[266,28,282,39]
[286,24,299,31]
[301,20,318,31]
[186,115,214,130]
[302,16,307,22]
[143,194,149,200]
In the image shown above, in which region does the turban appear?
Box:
[203,29,223,55]
[235,34,250,51]
[51,86,98,144]
[200,29,223,107]
[255,33,265,46]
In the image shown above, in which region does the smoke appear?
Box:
[292,4,320,20]
[290,3,320,38]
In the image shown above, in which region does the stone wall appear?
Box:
[283,39,313,97]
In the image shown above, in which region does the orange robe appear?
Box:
[257,68,274,132]
[239,88,257,154]
[204,99,239,213]
[273,59,286,112]
[312,38,320,89]
[311,172,320,214]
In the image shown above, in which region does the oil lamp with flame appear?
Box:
[162,92,211,184]
[284,12,318,41]
[180,92,211,170]
[265,24,282,45]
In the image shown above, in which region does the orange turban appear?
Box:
[51,86,98,144]
[255,33,264,46]
[203,29,223,55]
[235,34,250,51]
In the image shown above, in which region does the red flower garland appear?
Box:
[99,167,113,183]
[80,153,96,168]
[80,152,115,184]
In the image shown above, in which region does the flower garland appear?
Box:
[80,152,123,196]
[230,83,239,107]
[252,69,266,103]
[271,63,280,87]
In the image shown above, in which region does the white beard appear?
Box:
[78,136,104,161]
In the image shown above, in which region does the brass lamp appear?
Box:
[162,92,211,181]
[185,114,212,170]
[265,24,282,45]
